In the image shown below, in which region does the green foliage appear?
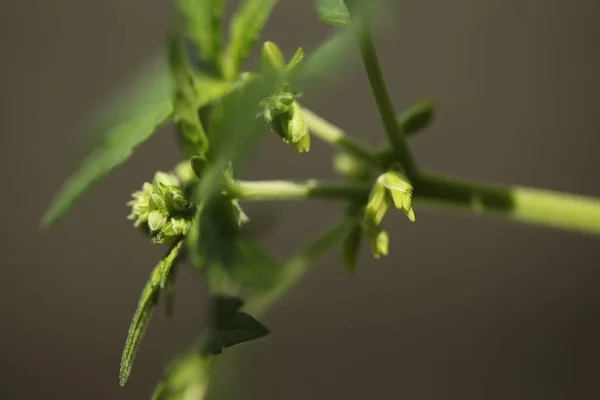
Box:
[152,350,212,400]
[42,0,600,397]
[398,98,435,138]
[120,240,184,387]
[203,296,270,355]
[228,0,280,76]
[315,0,351,26]
[176,0,225,75]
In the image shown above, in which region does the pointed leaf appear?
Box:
[315,0,351,26]
[42,56,236,229]
[177,0,226,74]
[204,295,270,355]
[120,240,184,386]
[398,98,435,138]
[228,0,280,72]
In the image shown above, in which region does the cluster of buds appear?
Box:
[127,171,196,245]
[260,41,310,153]
[363,170,415,257]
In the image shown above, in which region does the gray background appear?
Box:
[2,0,600,398]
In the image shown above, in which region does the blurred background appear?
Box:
[2,0,600,398]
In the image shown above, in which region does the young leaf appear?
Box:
[315,0,351,26]
[120,240,184,387]
[204,295,270,355]
[42,57,235,229]
[169,27,210,156]
[176,0,225,74]
[398,98,435,138]
[42,102,173,229]
[228,0,280,73]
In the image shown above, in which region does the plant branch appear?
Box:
[301,107,382,167]
[355,18,418,177]
[415,172,600,236]
[246,218,356,315]
[229,179,370,202]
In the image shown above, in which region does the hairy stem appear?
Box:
[356,18,418,177]
[230,179,369,202]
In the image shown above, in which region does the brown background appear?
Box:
[2,0,600,398]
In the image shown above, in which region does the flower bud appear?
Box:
[127,171,196,245]
[364,226,389,259]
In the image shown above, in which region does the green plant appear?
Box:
[41,0,600,398]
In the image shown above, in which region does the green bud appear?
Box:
[148,210,168,232]
[398,98,435,138]
[154,171,180,187]
[264,100,310,153]
[173,160,196,186]
[285,47,304,78]
[363,176,389,227]
[364,226,389,258]
[333,151,374,181]
[149,193,167,210]
[190,156,209,179]
[381,171,415,222]
[261,41,286,77]
[127,170,196,245]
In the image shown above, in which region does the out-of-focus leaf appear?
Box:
[42,55,235,229]
[169,27,210,156]
[315,0,351,26]
[177,0,226,74]
[398,98,435,138]
[120,240,184,387]
[228,0,280,73]
[152,350,212,400]
[342,222,362,274]
[203,295,270,355]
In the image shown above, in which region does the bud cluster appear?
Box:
[260,41,310,153]
[127,171,196,244]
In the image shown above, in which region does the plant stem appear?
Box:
[246,218,356,315]
[230,179,370,202]
[301,107,382,167]
[415,172,600,235]
[356,18,418,178]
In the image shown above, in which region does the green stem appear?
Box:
[230,179,370,202]
[415,172,600,236]
[246,218,355,315]
[231,175,600,236]
[356,18,418,177]
[301,107,382,167]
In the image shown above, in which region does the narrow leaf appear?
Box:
[177,0,226,74]
[315,0,351,26]
[120,240,184,387]
[398,98,435,138]
[204,295,270,355]
[228,0,279,72]
[42,56,235,229]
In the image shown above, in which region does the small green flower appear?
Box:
[127,171,196,245]
[363,170,415,227]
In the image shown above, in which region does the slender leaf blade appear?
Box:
[120,240,184,386]
[42,59,235,229]
[228,0,279,72]
[315,0,351,26]
[177,0,226,73]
